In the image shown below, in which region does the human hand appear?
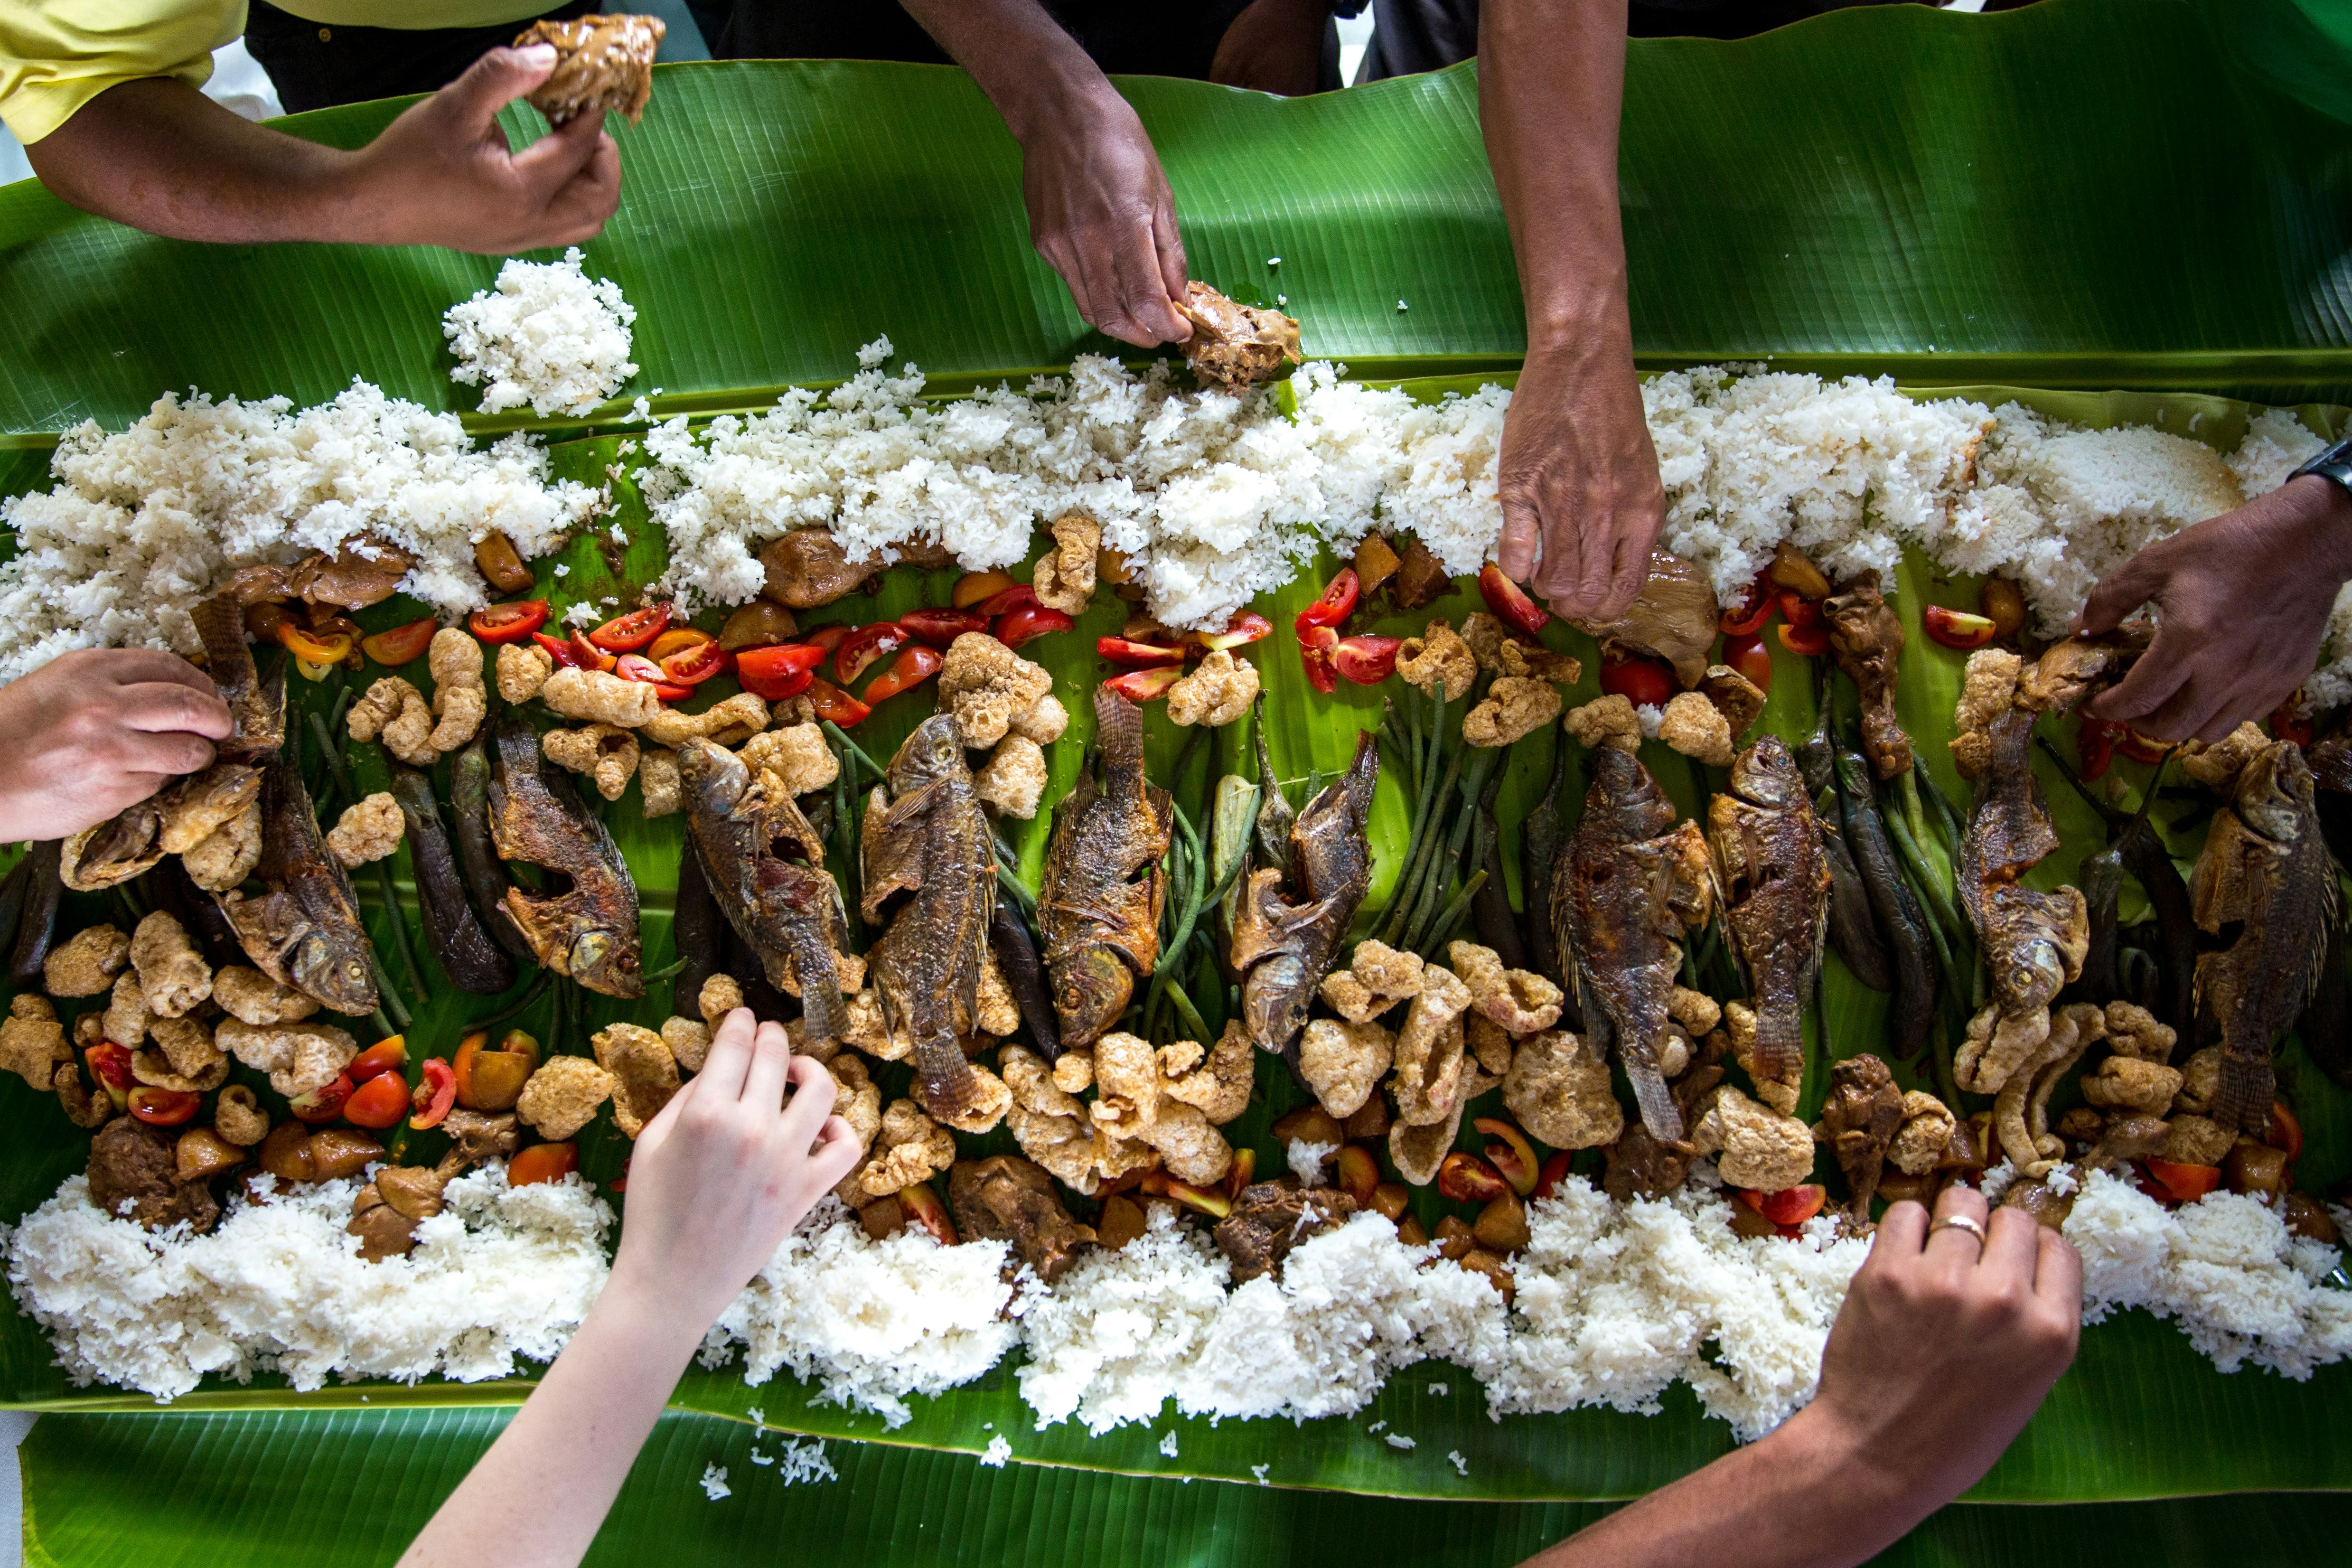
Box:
[345,44,622,253]
[0,649,233,842]
[1017,84,1193,347]
[2076,475,2352,742]
[1495,338,1666,621]
[1210,0,1329,97]
[607,1008,864,1331]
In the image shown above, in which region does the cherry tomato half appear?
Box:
[2077,714,2118,782]
[409,1058,457,1131]
[898,608,989,649]
[973,584,1038,619]
[343,1070,413,1130]
[347,1036,408,1083]
[1297,568,1361,631]
[1477,563,1551,636]
[862,644,944,704]
[805,676,871,727]
[1776,621,1830,658]
[1718,572,1775,638]
[1331,634,1401,685]
[1778,592,1824,630]
[1722,632,1774,693]
[2272,704,2316,748]
[994,605,1073,650]
[1104,665,1183,702]
[1097,636,1185,668]
[1734,1183,1827,1227]
[469,600,550,644]
[736,645,826,700]
[588,603,672,653]
[1195,611,1274,652]
[1297,622,1339,695]
[128,1086,202,1127]
[801,625,853,657]
[647,627,714,663]
[658,639,729,687]
[508,1142,579,1186]
[1600,654,1676,709]
[289,1072,355,1125]
[834,623,909,685]
[360,619,436,667]
[1922,605,1997,650]
[952,570,1017,609]
[277,624,353,665]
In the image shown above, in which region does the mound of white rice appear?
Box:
[0,1166,611,1401]
[444,247,639,418]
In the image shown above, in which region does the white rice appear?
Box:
[444,247,639,418]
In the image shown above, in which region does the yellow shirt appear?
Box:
[1,0,549,144]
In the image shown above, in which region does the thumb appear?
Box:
[434,43,557,139]
[2077,549,2165,636]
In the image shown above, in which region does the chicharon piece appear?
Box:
[515,13,665,127]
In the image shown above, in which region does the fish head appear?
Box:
[1051,947,1136,1050]
[1587,748,1675,838]
[2237,742,2316,843]
[888,714,969,795]
[1242,953,1311,1050]
[567,929,642,996]
[676,737,749,813]
[1731,735,1802,809]
[289,932,377,1014]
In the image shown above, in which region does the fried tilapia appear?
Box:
[1823,571,1913,779]
[1233,731,1379,1057]
[1706,736,1830,1084]
[1039,685,1174,1050]
[213,753,378,1014]
[1960,709,2087,1032]
[487,715,643,997]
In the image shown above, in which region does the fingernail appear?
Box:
[516,43,557,66]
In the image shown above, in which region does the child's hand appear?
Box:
[0,648,234,841]
[608,1008,864,1329]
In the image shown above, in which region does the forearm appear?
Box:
[899,0,1120,137]
[25,78,364,244]
[1478,0,1632,351]
[400,1272,703,1568]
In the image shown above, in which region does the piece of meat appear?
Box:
[87,1117,219,1233]
[758,529,881,608]
[1210,1179,1356,1282]
[1570,551,1720,687]
[946,1155,1097,1284]
[1824,571,1913,779]
[1812,1054,1905,1218]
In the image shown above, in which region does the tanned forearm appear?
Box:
[899,0,1119,138]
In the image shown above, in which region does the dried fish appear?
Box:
[388,768,516,995]
[1039,686,1175,1050]
[1706,736,1830,1085]
[213,754,379,1014]
[1233,732,1379,1057]
[486,716,643,998]
[1824,571,1913,779]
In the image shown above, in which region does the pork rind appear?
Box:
[697,973,744,1029]
[591,1023,680,1138]
[841,988,910,1061]
[1001,1044,1101,1193]
[1446,940,1563,1035]
[1502,1029,1621,1150]
[638,747,682,818]
[2161,1113,2233,1167]
[826,1054,883,1155]
[1319,939,1424,1023]
[1956,1002,2050,1098]
[1692,1084,1816,1192]
[1463,676,1561,748]
[659,1016,711,1074]
[1994,1001,2103,1175]
[134,1016,229,1092]
[1390,1066,1497,1187]
[497,641,555,704]
[2096,1001,2172,1062]
[640,691,767,748]
[184,803,262,891]
[1657,691,1734,767]
[1397,620,1477,702]
[130,911,211,1018]
[739,723,837,796]
[1299,1017,1395,1119]
[427,626,487,751]
[853,1099,957,1200]
[216,1017,357,1097]
[939,633,1054,749]
[1088,1032,1162,1141]
[1888,1090,1957,1176]
[973,735,1049,818]
[516,1054,616,1141]
[0,996,68,1090]
[541,667,661,728]
[1564,694,1642,753]
[543,723,640,801]
[1009,693,1070,746]
[103,972,151,1050]
[55,1063,111,1128]
[2180,721,2270,791]
[1164,1020,1254,1124]
[1458,612,1515,674]
[932,1061,1012,1136]
[1147,1098,1234,1186]
[1697,664,1767,738]
[1723,1000,1800,1115]
[349,676,438,767]
[213,966,319,1025]
[43,923,129,997]
[1031,514,1101,616]
[2169,1045,2221,1117]
[2080,1055,2183,1115]
[1666,986,1722,1038]
[1466,1013,1516,1078]
[1953,648,2021,736]
[327,792,406,867]
[1390,964,1472,1126]
[974,953,1021,1038]
[214,1084,270,1146]
[1167,650,1259,728]
[1495,639,1583,686]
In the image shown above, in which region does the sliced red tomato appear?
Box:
[899,608,989,649]
[587,602,672,653]
[1105,665,1183,702]
[1718,572,1775,637]
[2272,704,2316,748]
[508,1142,578,1186]
[2077,714,2117,782]
[1777,621,1829,658]
[343,1071,412,1130]
[736,644,826,700]
[1298,622,1339,695]
[2117,727,2171,765]
[1600,654,1676,709]
[1778,592,1824,629]
[2265,1101,2303,1163]
[952,569,1017,609]
[1735,1183,1827,1227]
[1478,563,1551,636]
[1296,568,1360,632]
[862,644,944,704]
[1195,611,1273,652]
[1722,632,1774,693]
[647,627,711,663]
[1098,636,1185,668]
[973,584,1037,619]
[833,623,909,684]
[995,605,1073,650]
[801,624,853,656]
[289,1072,355,1125]
[127,1087,200,1127]
[1474,1118,1540,1197]
[658,639,729,687]
[1532,1149,1574,1202]
[85,1041,133,1093]
[409,1058,456,1131]
[360,619,436,667]
[471,600,550,644]
[1331,634,1401,685]
[2141,1159,2222,1204]
[805,676,871,727]
[1922,605,1997,650]
[276,624,353,665]
[347,1036,407,1083]
[534,631,615,672]
[613,654,692,701]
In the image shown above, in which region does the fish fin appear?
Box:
[1750,1006,1805,1082]
[2212,1048,2275,1135]
[912,1041,989,1125]
[1628,1061,1685,1143]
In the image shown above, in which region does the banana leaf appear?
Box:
[19,1407,2352,1568]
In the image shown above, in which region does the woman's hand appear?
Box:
[0,648,233,842]
[2078,474,2352,742]
[607,1008,864,1329]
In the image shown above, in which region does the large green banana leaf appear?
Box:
[19,1407,2352,1568]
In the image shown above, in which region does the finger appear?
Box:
[2077,551,2164,636]
[2126,673,2221,745]
[74,647,216,694]
[778,1053,838,1141]
[1979,1204,2043,1281]
[1152,206,1192,343]
[806,1113,866,1188]
[1107,219,1188,347]
[741,1017,794,1113]
[2033,1226,2084,1314]
[435,44,557,139]
[2084,637,2190,726]
[118,681,235,740]
[509,110,609,196]
[537,134,622,242]
[1871,1196,1930,1262]
[699,1007,759,1100]
[634,1065,700,1150]
[112,731,217,779]
[1922,1183,1991,1268]
[1496,488,1541,582]
[1595,521,1652,622]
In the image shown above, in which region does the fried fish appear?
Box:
[1038,685,1174,1050]
[213,753,378,1014]
[1707,736,1830,1085]
[487,715,643,998]
[1232,731,1379,1056]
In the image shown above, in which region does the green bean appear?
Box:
[1420,871,1488,961]
[822,722,886,786]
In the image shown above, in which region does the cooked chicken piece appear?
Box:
[758,529,880,609]
[1823,571,1912,779]
[442,1108,522,1165]
[1697,664,1767,738]
[89,1117,218,1234]
[949,1156,1097,1284]
[1211,1180,1355,1283]
[515,12,664,125]
[43,923,129,997]
[327,792,406,866]
[1031,514,1100,616]
[1176,282,1303,394]
[1571,550,1720,687]
[1167,650,1259,728]
[1502,1029,1622,1150]
[939,633,1054,748]
[1397,620,1478,702]
[2014,625,2149,715]
[1812,1054,1904,1217]
[1657,691,1734,766]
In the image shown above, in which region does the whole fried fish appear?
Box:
[213,753,378,1014]
[1706,736,1830,1084]
[1233,731,1379,1056]
[1823,571,1914,780]
[1961,710,2086,1027]
[1039,686,1174,1050]
[1555,747,1714,1140]
[487,716,643,997]
[2192,739,2341,1132]
[863,714,997,1124]
[678,738,848,1049]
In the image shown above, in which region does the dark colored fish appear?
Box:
[678,738,848,1049]
[1039,686,1175,1050]
[1555,747,1714,1140]
[486,715,643,998]
[2191,741,2341,1132]
[389,767,517,995]
[991,900,1061,1060]
[1818,807,1894,992]
[1522,739,1572,995]
[1823,570,1913,780]
[863,714,997,1123]
[6,842,62,990]
[1834,748,1936,1061]
[213,753,379,1014]
[1959,711,2085,1024]
[1233,731,1379,1056]
[1706,736,1830,1084]
[449,734,536,966]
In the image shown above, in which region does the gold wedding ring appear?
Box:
[1930,1214,1987,1246]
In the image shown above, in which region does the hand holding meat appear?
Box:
[2077,474,2352,742]
[1012,85,1192,347]
[0,649,233,841]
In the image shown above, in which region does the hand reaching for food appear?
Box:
[2077,474,2352,742]
[1495,341,1668,622]
[0,648,233,843]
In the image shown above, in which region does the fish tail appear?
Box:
[1628,1062,1685,1144]
[2212,1047,2276,1135]
[913,1040,987,1125]
[1750,1006,1805,1083]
